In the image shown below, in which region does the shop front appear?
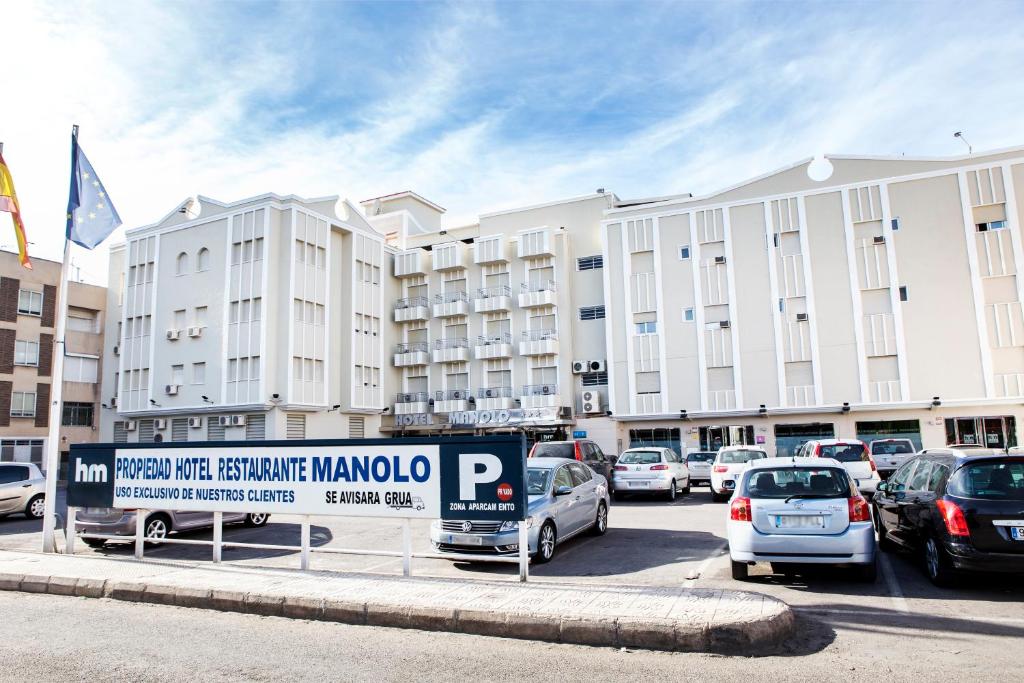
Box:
[944,415,1018,448]
[387,406,573,450]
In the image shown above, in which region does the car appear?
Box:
[710,446,769,502]
[727,457,877,582]
[430,457,610,564]
[75,508,271,547]
[798,439,881,497]
[528,439,615,490]
[0,463,46,520]
[685,451,716,487]
[873,448,1024,586]
[611,447,690,501]
[869,438,917,478]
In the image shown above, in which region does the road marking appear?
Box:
[878,553,909,613]
[682,540,729,587]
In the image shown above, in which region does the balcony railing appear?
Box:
[396,391,429,403]
[434,291,469,304]
[522,384,558,396]
[477,386,513,399]
[521,280,556,293]
[394,296,429,310]
[476,333,512,346]
[433,338,469,349]
[435,389,472,401]
[521,328,557,341]
[395,341,429,354]
[477,285,511,299]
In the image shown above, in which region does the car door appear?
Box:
[901,458,936,546]
[877,458,918,546]
[549,465,578,535]
[0,464,30,514]
[666,449,687,484]
[568,462,599,532]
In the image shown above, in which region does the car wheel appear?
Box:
[856,558,878,583]
[534,522,557,564]
[244,513,270,527]
[83,538,106,549]
[144,514,171,546]
[680,480,691,495]
[731,559,749,580]
[666,480,677,501]
[589,502,608,536]
[924,536,956,587]
[25,495,45,519]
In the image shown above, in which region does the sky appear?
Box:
[1,0,1023,285]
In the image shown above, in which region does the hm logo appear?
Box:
[75,458,108,483]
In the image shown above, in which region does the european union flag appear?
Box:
[66,133,121,249]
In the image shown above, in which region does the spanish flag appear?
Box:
[0,151,31,270]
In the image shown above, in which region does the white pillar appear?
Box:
[300,516,310,570]
[518,525,529,582]
[134,509,146,560]
[212,511,222,563]
[42,240,72,553]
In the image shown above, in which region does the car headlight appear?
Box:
[499,516,535,532]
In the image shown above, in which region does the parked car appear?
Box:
[798,439,881,496]
[528,439,616,490]
[873,448,1024,586]
[869,438,917,478]
[685,451,716,487]
[430,457,609,564]
[612,447,690,501]
[727,457,876,582]
[75,508,270,547]
[0,463,46,519]
[711,446,769,502]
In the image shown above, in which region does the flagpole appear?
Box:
[41,125,77,553]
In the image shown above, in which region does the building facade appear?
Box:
[0,251,105,473]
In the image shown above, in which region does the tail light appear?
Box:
[814,445,822,456]
[713,465,729,473]
[574,442,583,461]
[847,496,871,522]
[613,465,628,471]
[936,499,970,537]
[869,458,877,472]
[650,464,669,470]
[730,497,752,522]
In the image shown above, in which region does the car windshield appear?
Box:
[526,468,552,495]
[820,444,869,463]
[532,443,575,459]
[872,442,913,455]
[741,467,851,499]
[946,459,1024,501]
[686,452,716,463]
[618,450,662,465]
[717,450,766,464]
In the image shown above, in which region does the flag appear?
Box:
[66,133,121,249]
[0,151,32,269]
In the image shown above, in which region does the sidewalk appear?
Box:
[0,549,793,652]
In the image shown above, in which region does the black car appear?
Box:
[529,439,616,491]
[873,448,1024,586]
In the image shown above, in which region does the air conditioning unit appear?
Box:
[231,415,247,427]
[873,235,886,245]
[166,329,180,341]
[541,385,553,395]
[218,416,232,427]
[112,345,119,356]
[400,392,414,402]
[714,255,727,265]
[165,384,179,395]
[483,388,499,398]
[188,417,203,429]
[154,418,167,430]
[450,389,467,400]
[581,390,603,414]
[589,360,606,372]
[125,420,137,432]
[187,326,203,338]
[796,313,809,322]
[572,360,587,374]
[719,320,731,329]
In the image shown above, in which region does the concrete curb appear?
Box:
[0,569,794,652]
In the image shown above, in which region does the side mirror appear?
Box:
[554,485,573,496]
[876,482,888,494]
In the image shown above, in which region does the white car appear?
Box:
[727,457,877,582]
[711,446,769,502]
[798,439,881,496]
[0,462,46,519]
[868,438,916,477]
[612,447,690,501]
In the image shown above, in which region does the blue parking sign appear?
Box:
[438,434,526,522]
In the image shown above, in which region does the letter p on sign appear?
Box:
[459,453,502,500]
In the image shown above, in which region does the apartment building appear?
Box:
[98,193,387,443]
[602,148,1024,456]
[0,250,105,472]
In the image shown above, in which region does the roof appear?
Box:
[359,191,446,214]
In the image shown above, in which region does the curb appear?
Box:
[0,571,794,653]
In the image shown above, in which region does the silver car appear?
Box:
[76,508,270,547]
[430,457,610,564]
[685,451,716,487]
[612,447,690,501]
[0,463,46,519]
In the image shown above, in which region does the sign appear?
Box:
[393,407,562,429]
[755,435,766,444]
[572,430,587,439]
[439,435,526,522]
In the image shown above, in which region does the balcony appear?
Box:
[474,235,509,264]
[432,241,467,271]
[517,228,555,258]
[477,386,515,410]
[394,391,430,415]
[474,285,513,313]
[393,342,429,367]
[394,249,428,278]
[519,328,558,356]
[521,383,560,409]
[393,296,429,322]
[518,281,557,308]
[433,291,469,318]
[432,338,470,363]
[474,333,513,359]
[434,388,471,413]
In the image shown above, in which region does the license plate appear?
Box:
[1011,527,1024,541]
[446,534,483,546]
[628,481,650,488]
[775,515,825,529]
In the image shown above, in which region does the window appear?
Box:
[176,252,189,275]
[977,220,1007,232]
[17,289,42,316]
[679,246,691,260]
[898,285,908,302]
[10,392,35,418]
[579,305,605,321]
[67,308,98,333]
[171,364,184,385]
[581,371,608,387]
[683,308,695,322]
[173,309,186,330]
[14,340,39,366]
[194,306,208,327]
[63,355,99,383]
[576,255,603,271]
[635,321,657,334]
[908,460,934,491]
[192,362,206,385]
[0,465,30,484]
[629,427,682,456]
[196,247,210,272]
[61,402,94,427]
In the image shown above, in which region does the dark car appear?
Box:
[873,448,1024,586]
[528,439,616,492]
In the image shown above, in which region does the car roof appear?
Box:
[809,439,866,445]
[621,446,669,452]
[718,445,767,452]
[919,447,1015,463]
[749,456,844,469]
[869,438,913,443]
[526,457,576,470]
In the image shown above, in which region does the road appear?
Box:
[1,485,1023,679]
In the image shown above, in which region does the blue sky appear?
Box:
[2,0,1023,282]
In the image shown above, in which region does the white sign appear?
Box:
[111,444,440,518]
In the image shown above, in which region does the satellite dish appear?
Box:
[181,196,202,219]
[807,155,834,182]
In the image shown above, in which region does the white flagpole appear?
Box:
[41,125,76,553]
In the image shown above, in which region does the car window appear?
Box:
[717,450,766,464]
[532,442,575,459]
[591,443,606,462]
[741,467,851,499]
[553,466,574,490]
[872,441,914,455]
[526,468,552,495]
[908,460,933,491]
[927,462,951,493]
[947,459,1024,500]
[568,462,593,487]
[819,444,869,462]
[888,458,918,493]
[686,452,715,463]
[618,450,663,465]
[0,464,29,484]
